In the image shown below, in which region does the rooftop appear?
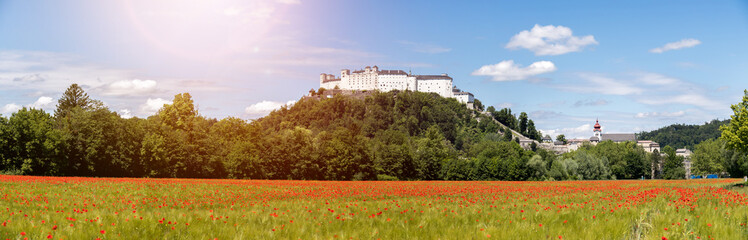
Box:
[415,75,452,80]
[600,133,636,142]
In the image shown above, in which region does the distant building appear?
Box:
[548,119,660,155]
[319,65,474,108]
[637,140,661,153]
[452,87,475,109]
[677,148,693,179]
[589,119,638,144]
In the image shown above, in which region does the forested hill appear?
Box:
[637,119,729,150]
[1,85,555,180]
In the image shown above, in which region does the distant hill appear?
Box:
[637,119,729,150]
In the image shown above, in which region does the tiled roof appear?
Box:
[415,75,452,80]
[378,70,407,75]
[454,92,473,96]
[600,133,636,142]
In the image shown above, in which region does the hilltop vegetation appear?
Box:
[5,84,740,180]
[0,84,544,180]
[637,119,728,150]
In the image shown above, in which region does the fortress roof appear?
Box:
[415,75,452,80]
[378,70,407,75]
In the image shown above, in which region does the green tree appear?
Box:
[518,112,528,135]
[691,139,726,175]
[526,119,540,140]
[372,129,416,180]
[54,84,101,118]
[662,146,685,179]
[159,93,196,131]
[474,141,531,180]
[413,125,455,180]
[548,157,579,180]
[1,108,60,175]
[473,99,484,112]
[556,134,567,144]
[721,90,748,153]
[649,149,662,179]
[526,155,547,180]
[502,127,513,142]
[573,150,611,180]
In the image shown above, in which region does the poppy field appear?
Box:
[0,176,746,240]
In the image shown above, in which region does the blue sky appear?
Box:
[1,0,747,138]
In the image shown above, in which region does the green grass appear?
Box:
[0,176,745,239]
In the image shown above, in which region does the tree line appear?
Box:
[4,84,743,180]
[637,119,729,150]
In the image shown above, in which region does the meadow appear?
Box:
[0,176,745,240]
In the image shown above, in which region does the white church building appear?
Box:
[320,65,474,107]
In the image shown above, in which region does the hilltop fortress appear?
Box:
[319,65,475,108]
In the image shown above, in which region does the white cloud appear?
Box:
[636,72,679,85]
[539,124,593,139]
[30,96,54,108]
[569,73,644,95]
[141,98,172,115]
[398,41,451,54]
[650,38,701,53]
[13,73,45,83]
[1,96,55,115]
[119,109,133,119]
[1,103,21,115]
[100,79,158,96]
[472,60,556,81]
[573,99,609,107]
[637,94,722,110]
[245,100,296,116]
[635,111,685,118]
[506,24,598,56]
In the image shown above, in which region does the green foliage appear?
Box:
[518,112,528,135]
[582,141,650,179]
[473,141,532,181]
[502,127,513,142]
[556,134,567,144]
[722,90,748,153]
[54,84,102,118]
[473,99,484,112]
[548,157,579,180]
[376,174,399,181]
[662,146,685,179]
[691,139,726,175]
[639,119,728,150]
[525,155,547,180]
[0,108,60,175]
[572,150,612,180]
[493,108,517,129]
[0,85,552,181]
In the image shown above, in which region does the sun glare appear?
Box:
[121,0,293,61]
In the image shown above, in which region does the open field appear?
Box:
[0,176,746,240]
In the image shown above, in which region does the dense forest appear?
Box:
[0,84,721,180]
[637,119,729,150]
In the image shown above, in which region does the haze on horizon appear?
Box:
[1,0,747,139]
